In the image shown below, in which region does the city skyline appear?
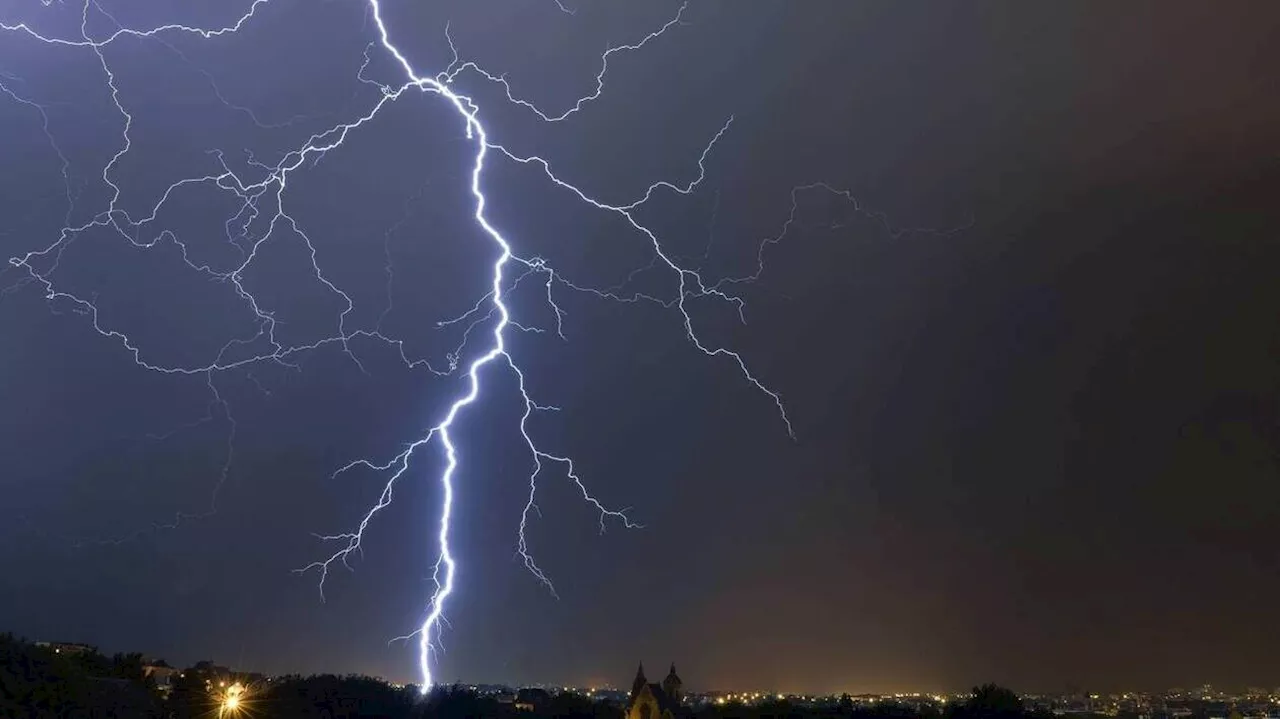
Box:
[15,635,1280,699]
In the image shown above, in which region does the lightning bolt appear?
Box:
[2,0,949,691]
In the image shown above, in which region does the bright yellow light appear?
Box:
[218,682,247,717]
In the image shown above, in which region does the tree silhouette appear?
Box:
[2,632,1050,719]
[948,685,1026,719]
[0,634,163,718]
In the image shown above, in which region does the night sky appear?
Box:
[2,0,1279,695]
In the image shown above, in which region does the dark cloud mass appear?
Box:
[2,0,1279,695]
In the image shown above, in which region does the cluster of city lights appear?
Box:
[715,692,806,705]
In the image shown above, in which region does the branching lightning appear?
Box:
[1,0,947,691]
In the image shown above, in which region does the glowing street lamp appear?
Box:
[218,682,246,717]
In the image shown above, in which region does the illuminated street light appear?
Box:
[218,682,246,717]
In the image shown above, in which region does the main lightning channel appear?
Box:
[362,0,516,690]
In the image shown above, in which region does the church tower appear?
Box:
[630,662,647,700]
[626,661,684,719]
[661,663,682,703]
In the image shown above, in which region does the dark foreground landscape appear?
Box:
[3,634,1260,719]
[0,633,1032,719]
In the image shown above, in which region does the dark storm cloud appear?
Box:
[2,0,1278,694]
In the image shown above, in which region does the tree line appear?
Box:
[3,633,1059,719]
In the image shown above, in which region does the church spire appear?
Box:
[630,662,647,699]
[662,662,683,702]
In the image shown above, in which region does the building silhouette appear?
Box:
[626,662,684,719]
